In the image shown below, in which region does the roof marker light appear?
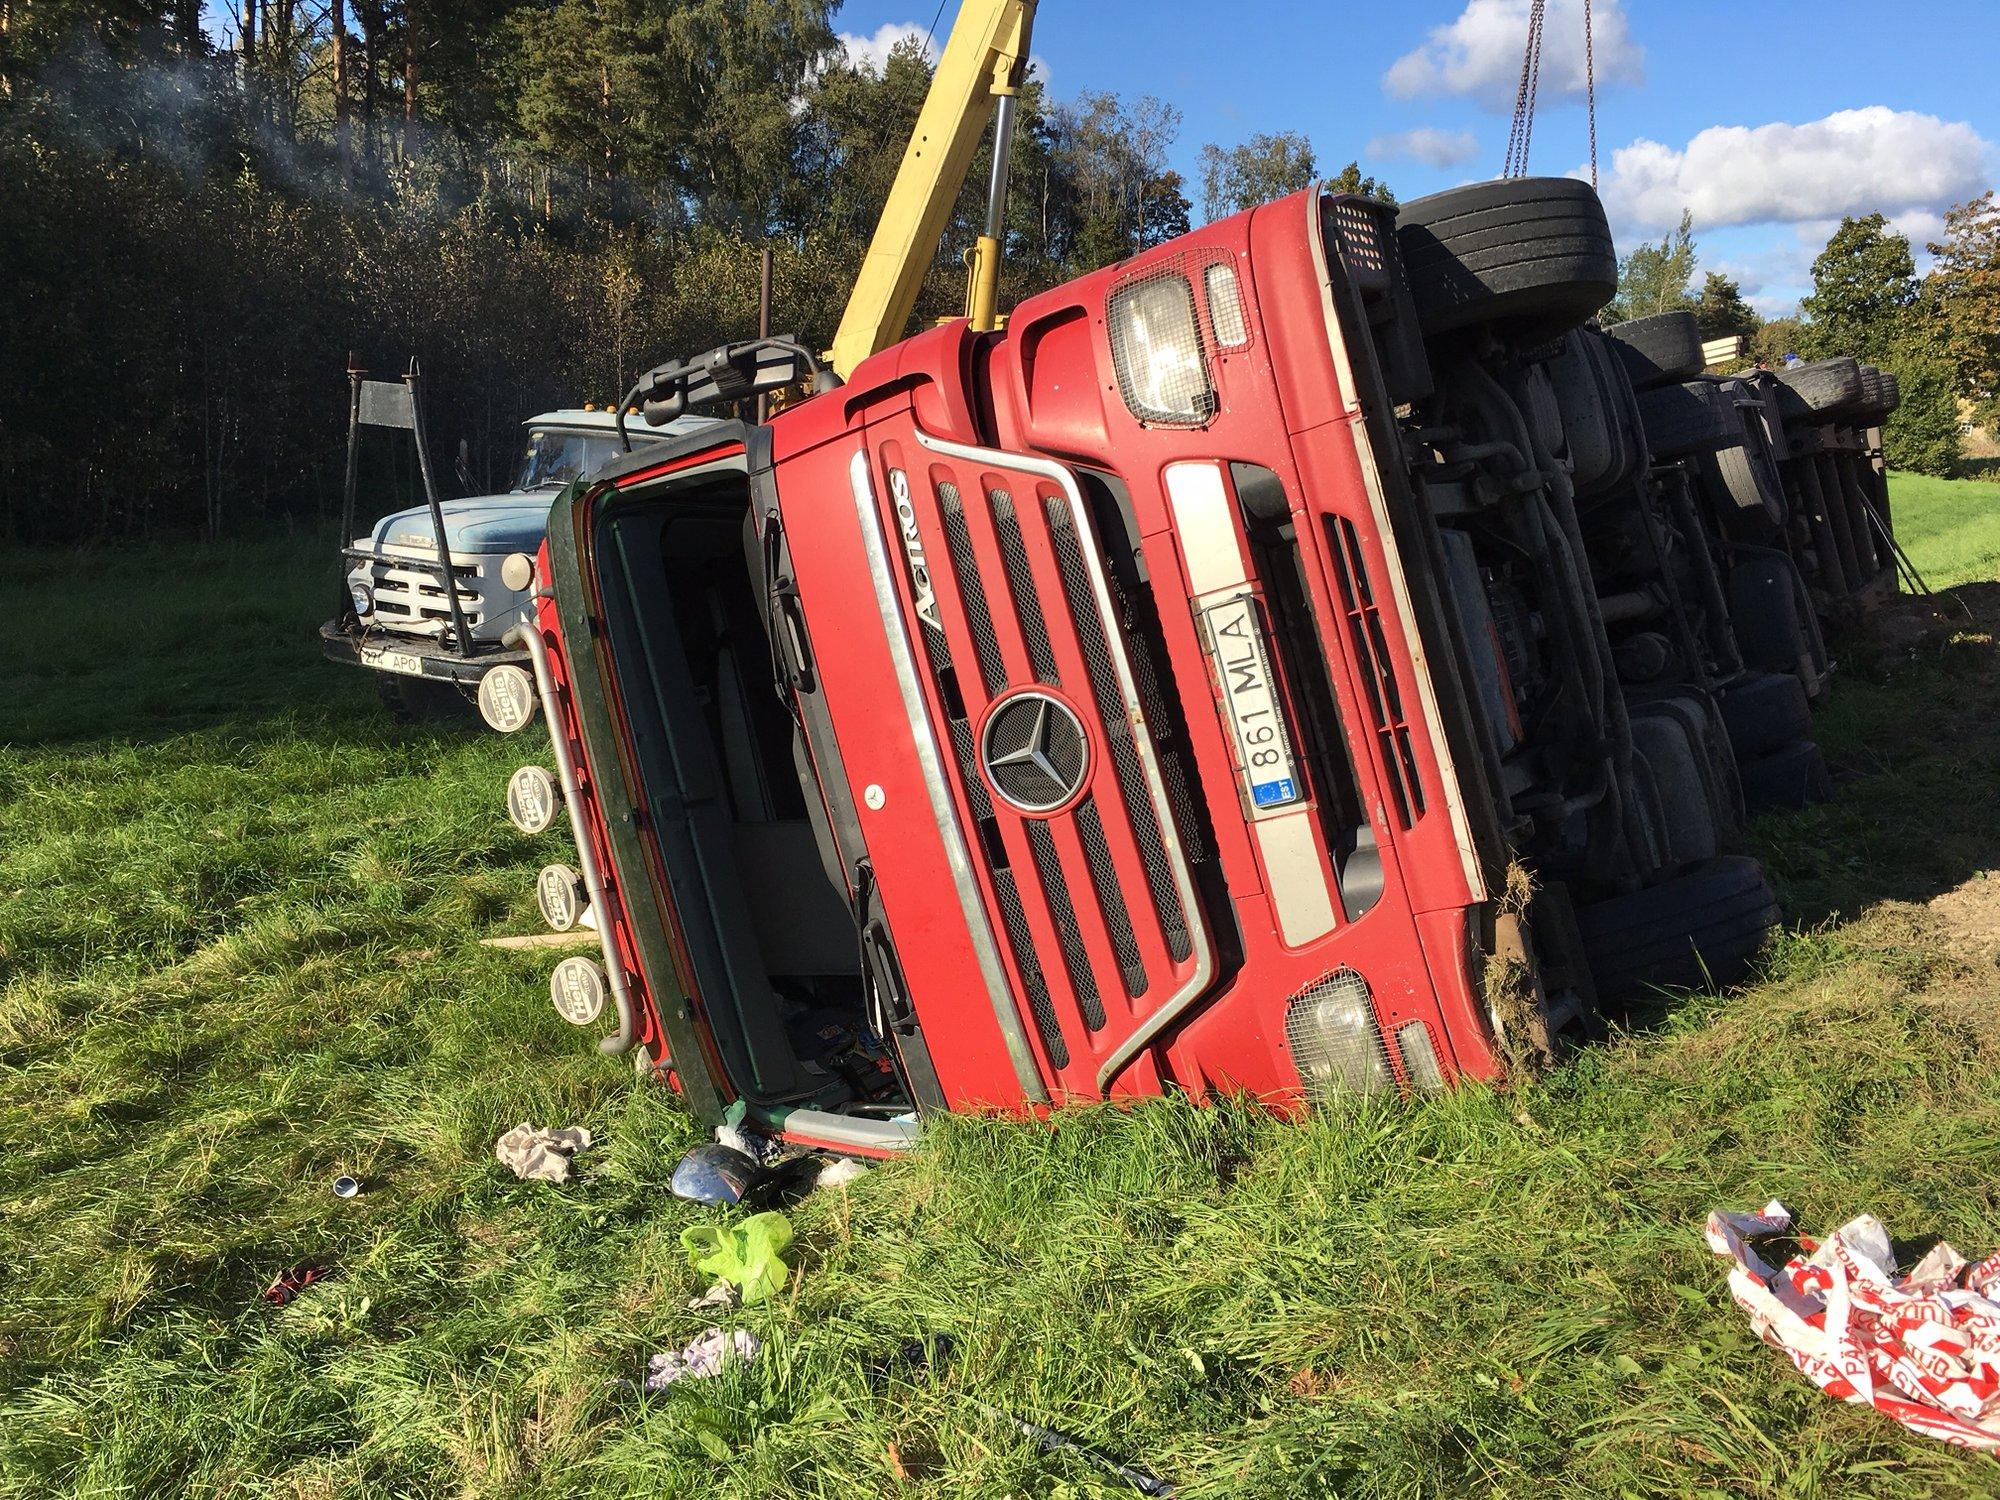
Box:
[537,863,586,931]
[478,664,538,733]
[506,765,561,835]
[549,956,609,1026]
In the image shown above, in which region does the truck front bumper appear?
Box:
[319,621,530,684]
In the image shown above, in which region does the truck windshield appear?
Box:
[516,429,621,491]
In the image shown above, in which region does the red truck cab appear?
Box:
[511,181,1784,1152]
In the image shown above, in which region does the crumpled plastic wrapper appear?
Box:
[815,1156,869,1191]
[1706,1200,2000,1450]
[643,1327,759,1391]
[495,1121,593,1184]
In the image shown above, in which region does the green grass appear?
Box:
[3,479,2000,1498]
[1889,470,2000,590]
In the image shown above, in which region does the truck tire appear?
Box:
[1605,311,1705,389]
[1630,711,1719,868]
[1850,366,1896,425]
[1720,672,1811,760]
[1637,379,1741,459]
[1727,552,1828,696]
[1549,329,1643,499]
[1394,177,1617,337]
[1699,383,1787,523]
[1776,357,1864,416]
[376,674,470,722]
[1739,740,1833,814]
[1576,855,1780,999]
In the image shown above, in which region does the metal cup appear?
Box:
[332,1175,362,1199]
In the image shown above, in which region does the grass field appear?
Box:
[1892,472,2000,591]
[2,476,1999,1498]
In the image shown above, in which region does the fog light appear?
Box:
[1283,968,1391,1099]
[500,552,536,592]
[1394,1021,1445,1091]
[537,862,586,931]
[506,765,561,834]
[549,955,608,1026]
[477,663,538,733]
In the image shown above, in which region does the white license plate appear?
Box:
[1200,593,1305,813]
[360,644,428,678]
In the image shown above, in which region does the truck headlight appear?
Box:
[1283,968,1392,1098]
[350,582,374,616]
[1108,273,1215,426]
[506,765,561,834]
[500,552,536,592]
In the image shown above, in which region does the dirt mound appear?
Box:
[1929,873,2000,968]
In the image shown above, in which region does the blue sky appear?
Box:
[835,0,2000,315]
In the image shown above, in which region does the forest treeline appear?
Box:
[10,0,1991,544]
[2,2,1294,544]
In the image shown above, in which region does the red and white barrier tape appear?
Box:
[1706,1201,2000,1451]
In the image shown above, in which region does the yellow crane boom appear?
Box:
[827,0,1038,380]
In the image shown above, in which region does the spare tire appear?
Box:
[1727,552,1827,694]
[1777,357,1864,415]
[1577,855,1780,999]
[1637,379,1742,458]
[1605,311,1705,389]
[1395,177,1617,338]
[1630,710,1720,868]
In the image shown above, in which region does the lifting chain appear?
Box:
[1503,0,1596,187]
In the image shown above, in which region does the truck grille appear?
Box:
[908,467,1207,1080]
[354,547,489,637]
[1326,517,1425,828]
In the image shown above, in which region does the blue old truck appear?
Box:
[320,403,710,717]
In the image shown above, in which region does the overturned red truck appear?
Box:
[493,178,1898,1155]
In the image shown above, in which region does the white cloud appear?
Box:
[1592,107,1994,237]
[1704,248,1812,320]
[838,22,938,74]
[1385,0,1643,111]
[1367,127,1482,169]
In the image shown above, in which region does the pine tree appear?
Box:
[1693,272,1759,341]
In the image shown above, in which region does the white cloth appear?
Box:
[494,1121,593,1184]
[644,1327,759,1391]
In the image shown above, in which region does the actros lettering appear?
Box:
[888,469,942,632]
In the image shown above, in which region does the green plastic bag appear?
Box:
[680,1211,795,1305]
